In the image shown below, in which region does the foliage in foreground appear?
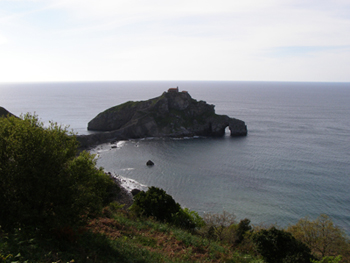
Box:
[2,204,349,263]
[0,207,263,263]
[0,114,117,231]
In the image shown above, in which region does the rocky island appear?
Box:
[0,107,16,118]
[78,88,247,148]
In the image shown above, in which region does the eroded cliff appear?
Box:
[85,89,247,143]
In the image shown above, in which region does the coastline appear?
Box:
[91,142,148,208]
[2,81,350,235]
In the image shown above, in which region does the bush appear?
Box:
[235,218,252,245]
[131,187,181,222]
[173,208,205,230]
[182,208,205,229]
[130,187,200,229]
[202,211,236,241]
[311,256,343,263]
[253,226,315,263]
[0,114,117,231]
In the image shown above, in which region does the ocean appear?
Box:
[1,81,349,234]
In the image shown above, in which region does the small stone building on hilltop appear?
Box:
[168,87,179,93]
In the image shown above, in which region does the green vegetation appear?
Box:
[130,186,198,230]
[154,108,215,130]
[105,94,166,114]
[1,113,349,262]
[108,100,140,112]
[286,214,350,259]
[252,227,314,263]
[131,186,182,222]
[0,114,117,232]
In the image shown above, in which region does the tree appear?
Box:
[202,211,236,241]
[287,214,350,259]
[0,114,117,231]
[253,226,314,263]
[235,218,252,244]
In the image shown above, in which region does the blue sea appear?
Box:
[1,81,349,234]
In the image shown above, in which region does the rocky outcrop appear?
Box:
[0,107,16,118]
[229,118,248,137]
[146,160,155,166]
[108,173,134,208]
[78,90,247,149]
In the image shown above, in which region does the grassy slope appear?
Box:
[2,203,349,262]
[0,208,262,263]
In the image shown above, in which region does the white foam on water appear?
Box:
[120,168,135,171]
[114,174,148,192]
[117,140,126,148]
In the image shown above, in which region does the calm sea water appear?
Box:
[1,81,349,234]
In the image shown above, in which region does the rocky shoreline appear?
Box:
[109,173,134,208]
[106,170,149,208]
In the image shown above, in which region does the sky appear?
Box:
[0,0,350,82]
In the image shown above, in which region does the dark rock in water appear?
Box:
[111,145,117,148]
[146,160,154,166]
[229,118,249,137]
[131,189,142,196]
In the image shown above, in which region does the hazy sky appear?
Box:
[1,0,350,82]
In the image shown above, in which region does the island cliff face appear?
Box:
[0,107,16,118]
[87,89,247,140]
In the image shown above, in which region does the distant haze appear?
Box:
[1,0,350,82]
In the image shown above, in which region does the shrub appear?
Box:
[130,187,200,229]
[311,256,343,263]
[253,226,315,263]
[0,114,117,231]
[182,208,205,229]
[131,187,181,222]
[202,211,236,241]
[235,218,252,245]
[173,208,205,230]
